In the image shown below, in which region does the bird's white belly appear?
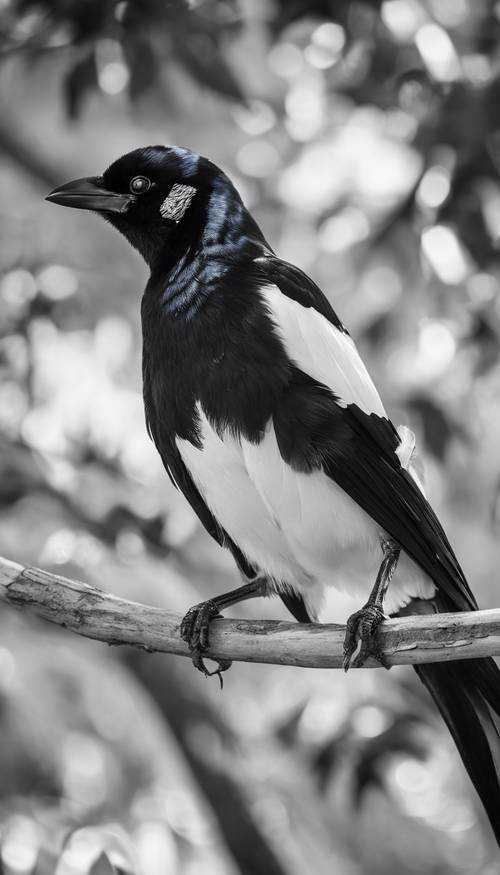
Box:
[176,412,314,590]
[176,407,436,618]
[241,422,380,576]
[176,408,387,618]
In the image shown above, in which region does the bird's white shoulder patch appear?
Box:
[260,284,387,417]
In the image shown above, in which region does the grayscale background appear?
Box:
[0,1,499,872]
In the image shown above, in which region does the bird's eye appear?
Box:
[130,176,151,194]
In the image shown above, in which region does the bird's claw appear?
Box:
[180,599,232,686]
[343,603,388,671]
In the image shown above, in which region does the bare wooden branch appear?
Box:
[1,554,499,668]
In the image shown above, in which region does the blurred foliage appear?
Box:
[1,0,500,873]
[0,0,245,116]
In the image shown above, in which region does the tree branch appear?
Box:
[1,554,499,668]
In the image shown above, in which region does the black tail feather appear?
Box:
[462,657,500,717]
[414,658,500,844]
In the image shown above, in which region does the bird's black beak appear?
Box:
[45,176,133,214]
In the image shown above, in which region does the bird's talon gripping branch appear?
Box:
[191,649,232,689]
[180,599,232,681]
[343,603,387,671]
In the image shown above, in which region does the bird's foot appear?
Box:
[343,603,388,671]
[180,599,232,687]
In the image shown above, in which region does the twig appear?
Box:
[1,554,499,668]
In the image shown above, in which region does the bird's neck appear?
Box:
[148,179,269,319]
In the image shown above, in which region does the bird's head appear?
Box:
[46,145,247,266]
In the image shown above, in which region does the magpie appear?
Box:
[47,145,500,842]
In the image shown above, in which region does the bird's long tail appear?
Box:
[407,596,500,843]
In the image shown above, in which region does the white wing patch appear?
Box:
[260,285,387,417]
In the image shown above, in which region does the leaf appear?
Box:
[122,34,159,101]
[174,36,245,102]
[64,49,98,120]
[466,312,500,376]
[312,728,350,791]
[275,702,308,746]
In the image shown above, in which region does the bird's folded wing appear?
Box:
[255,257,476,612]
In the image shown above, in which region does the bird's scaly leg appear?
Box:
[180,576,268,685]
[343,539,400,670]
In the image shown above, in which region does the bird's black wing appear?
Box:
[255,256,476,613]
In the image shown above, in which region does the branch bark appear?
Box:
[1,554,499,668]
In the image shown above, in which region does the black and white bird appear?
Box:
[47,145,500,842]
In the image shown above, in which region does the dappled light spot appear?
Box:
[311,22,345,54]
[232,100,276,136]
[384,107,418,141]
[389,745,456,820]
[381,0,425,43]
[428,0,469,29]
[432,800,476,834]
[415,320,457,379]
[466,272,499,306]
[36,265,78,301]
[417,166,451,210]
[320,208,370,254]
[99,62,130,96]
[299,696,350,744]
[304,23,345,70]
[360,264,402,309]
[94,316,134,373]
[39,529,104,569]
[0,817,41,874]
[421,225,471,285]
[354,137,422,208]
[352,705,390,738]
[236,140,280,179]
[39,528,78,565]
[133,823,179,874]
[116,529,145,564]
[415,23,461,82]
[0,269,37,308]
[393,756,434,794]
[462,53,492,86]
[62,732,108,808]
[267,42,303,78]
[284,81,325,141]
[96,40,129,95]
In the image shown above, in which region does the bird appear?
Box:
[47,145,500,843]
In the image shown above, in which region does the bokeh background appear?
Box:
[1,0,500,872]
